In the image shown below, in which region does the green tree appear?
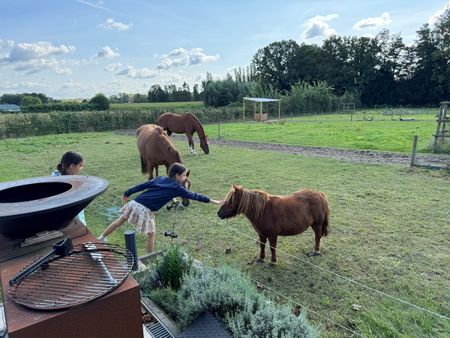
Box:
[251,39,302,91]
[90,93,110,110]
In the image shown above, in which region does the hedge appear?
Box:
[0,108,240,139]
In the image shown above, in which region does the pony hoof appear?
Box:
[307,252,321,257]
[256,258,265,263]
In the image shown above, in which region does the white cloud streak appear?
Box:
[300,14,338,41]
[76,0,112,11]
[353,12,391,30]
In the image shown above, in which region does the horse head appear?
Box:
[217,184,243,219]
[181,170,191,207]
[200,135,209,154]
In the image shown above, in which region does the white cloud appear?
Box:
[0,80,47,90]
[0,39,14,49]
[1,41,75,62]
[13,58,72,75]
[0,41,76,75]
[93,46,120,59]
[428,2,450,26]
[99,18,133,31]
[353,12,391,30]
[115,65,156,79]
[104,62,122,72]
[300,14,338,41]
[156,48,219,70]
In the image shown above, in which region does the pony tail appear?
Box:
[322,213,330,237]
[321,193,330,237]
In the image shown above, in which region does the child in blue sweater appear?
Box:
[98,162,222,253]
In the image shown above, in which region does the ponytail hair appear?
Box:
[57,151,83,175]
[168,162,187,179]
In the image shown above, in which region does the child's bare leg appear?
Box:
[101,215,127,237]
[146,232,155,253]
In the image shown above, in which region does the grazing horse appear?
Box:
[156,112,209,155]
[217,185,330,263]
[136,124,191,206]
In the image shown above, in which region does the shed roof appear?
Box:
[0,104,21,112]
[243,97,280,103]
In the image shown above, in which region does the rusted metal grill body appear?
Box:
[8,242,133,310]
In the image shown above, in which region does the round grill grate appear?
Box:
[8,242,134,310]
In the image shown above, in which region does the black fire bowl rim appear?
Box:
[0,175,109,218]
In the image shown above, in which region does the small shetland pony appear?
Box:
[156,112,209,155]
[217,185,330,263]
[136,124,190,206]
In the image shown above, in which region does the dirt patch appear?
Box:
[116,129,449,169]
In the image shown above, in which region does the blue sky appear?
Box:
[1,1,449,99]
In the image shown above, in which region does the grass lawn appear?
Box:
[0,131,449,337]
[204,109,439,153]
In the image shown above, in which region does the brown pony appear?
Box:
[136,124,191,206]
[156,112,209,154]
[217,185,330,263]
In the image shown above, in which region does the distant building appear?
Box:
[0,104,21,112]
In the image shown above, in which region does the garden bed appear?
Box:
[135,247,317,338]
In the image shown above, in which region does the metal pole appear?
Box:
[124,230,138,270]
[410,135,418,166]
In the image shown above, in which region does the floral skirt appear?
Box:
[120,200,155,234]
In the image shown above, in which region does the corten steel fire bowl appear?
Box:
[0,175,108,238]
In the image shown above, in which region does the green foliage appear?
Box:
[203,77,250,107]
[176,266,317,337]
[90,93,110,110]
[138,245,192,290]
[21,95,43,106]
[283,81,339,114]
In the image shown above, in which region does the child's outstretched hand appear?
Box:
[122,195,128,203]
[210,199,224,206]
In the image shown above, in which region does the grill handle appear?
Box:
[9,238,73,286]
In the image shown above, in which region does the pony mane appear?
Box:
[187,113,206,138]
[226,186,269,222]
[159,129,181,159]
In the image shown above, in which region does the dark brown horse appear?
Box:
[217,185,330,263]
[156,112,209,154]
[136,124,191,206]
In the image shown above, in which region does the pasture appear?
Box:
[204,109,439,153]
[0,129,449,337]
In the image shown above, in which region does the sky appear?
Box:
[0,0,449,100]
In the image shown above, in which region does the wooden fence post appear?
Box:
[410,135,418,166]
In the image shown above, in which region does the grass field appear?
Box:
[204,109,440,153]
[0,131,449,337]
[110,101,204,111]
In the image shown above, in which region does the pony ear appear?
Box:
[186,170,190,177]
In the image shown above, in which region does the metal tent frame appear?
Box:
[242,97,281,122]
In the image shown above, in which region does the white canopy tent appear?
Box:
[242,97,281,122]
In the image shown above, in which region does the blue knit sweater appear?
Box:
[124,176,210,211]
